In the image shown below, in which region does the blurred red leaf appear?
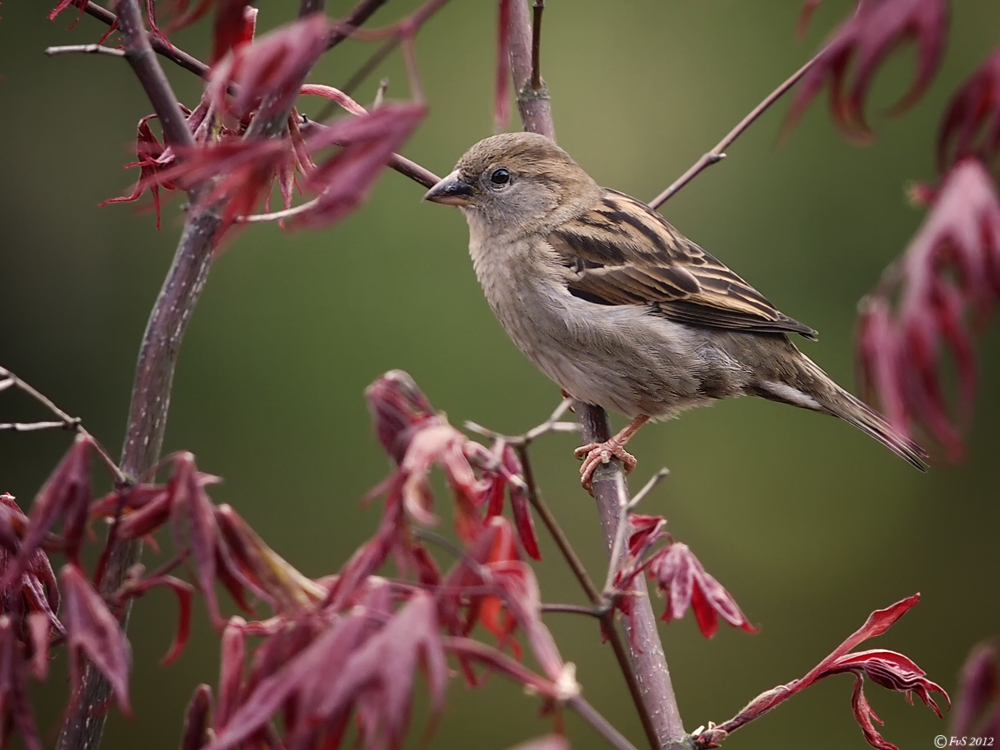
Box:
[788,0,948,141]
[951,640,1000,739]
[292,103,426,229]
[61,564,131,715]
[645,542,756,638]
[501,446,540,560]
[0,616,41,750]
[206,14,331,122]
[216,618,246,730]
[857,158,1000,460]
[0,495,62,637]
[114,574,194,665]
[939,46,1000,172]
[211,0,256,64]
[181,684,215,750]
[206,593,446,750]
[2,436,91,592]
[366,370,438,464]
[170,453,225,627]
[101,115,177,230]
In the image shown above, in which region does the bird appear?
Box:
[423,132,926,489]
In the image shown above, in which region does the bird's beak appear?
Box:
[423,170,475,206]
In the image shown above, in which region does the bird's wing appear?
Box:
[547,189,818,340]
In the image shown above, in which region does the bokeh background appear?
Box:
[2,1,999,748]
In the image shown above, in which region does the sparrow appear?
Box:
[423,132,926,488]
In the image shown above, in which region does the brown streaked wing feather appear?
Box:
[548,189,819,341]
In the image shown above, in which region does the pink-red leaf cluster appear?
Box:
[789,0,948,141]
[617,515,754,639]
[856,158,1000,459]
[707,595,948,750]
[939,46,1000,172]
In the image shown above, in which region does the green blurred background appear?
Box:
[2,1,999,748]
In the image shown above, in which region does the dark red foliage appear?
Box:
[61,564,132,714]
[788,0,948,141]
[203,593,446,750]
[181,684,215,750]
[709,595,948,750]
[0,495,62,638]
[206,14,331,123]
[856,158,1000,460]
[1,436,91,592]
[645,542,756,638]
[112,574,194,665]
[292,103,426,229]
[366,370,438,464]
[951,641,1000,741]
[210,0,256,64]
[616,516,753,638]
[939,46,1000,172]
[365,371,539,557]
[0,616,42,750]
[100,114,185,230]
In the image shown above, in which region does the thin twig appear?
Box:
[515,446,601,602]
[466,397,577,446]
[240,198,320,223]
[327,0,389,49]
[116,0,194,149]
[541,603,602,618]
[0,366,126,485]
[530,1,544,91]
[568,695,642,750]
[45,44,125,57]
[603,469,669,595]
[648,49,824,209]
[507,0,553,140]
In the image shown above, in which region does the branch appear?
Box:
[45,44,124,57]
[115,0,194,149]
[507,3,684,748]
[55,6,224,746]
[648,48,823,209]
[530,1,544,91]
[0,366,126,485]
[506,0,553,140]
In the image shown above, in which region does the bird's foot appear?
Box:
[574,440,637,491]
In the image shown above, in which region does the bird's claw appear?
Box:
[574,440,638,491]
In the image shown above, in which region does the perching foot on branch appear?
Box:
[575,414,650,490]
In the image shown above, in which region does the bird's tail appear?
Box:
[757,354,928,471]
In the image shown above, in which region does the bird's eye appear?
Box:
[490,168,511,186]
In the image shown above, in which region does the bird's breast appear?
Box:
[466,235,710,418]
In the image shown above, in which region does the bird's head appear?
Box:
[423,132,600,237]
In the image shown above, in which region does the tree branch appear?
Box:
[507,2,684,748]
[507,0,553,140]
[647,49,822,210]
[115,0,194,149]
[0,366,126,485]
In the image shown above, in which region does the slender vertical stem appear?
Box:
[507,0,553,140]
[57,204,221,750]
[578,406,686,750]
[530,1,544,91]
[507,1,684,747]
